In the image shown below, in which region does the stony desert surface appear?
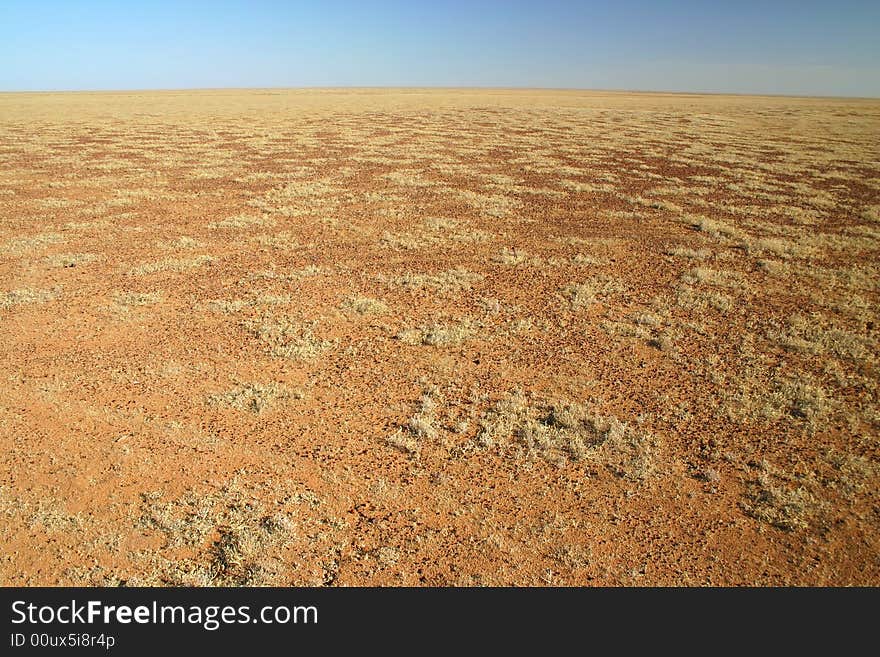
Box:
[0,89,878,585]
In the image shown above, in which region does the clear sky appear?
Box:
[1,0,878,96]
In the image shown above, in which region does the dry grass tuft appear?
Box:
[242,314,335,360]
[746,237,816,260]
[256,232,302,249]
[859,205,880,223]
[665,246,711,260]
[340,296,389,315]
[684,215,747,241]
[423,217,458,231]
[386,389,440,457]
[113,291,162,307]
[44,253,98,268]
[1,287,61,309]
[680,267,745,289]
[128,255,214,275]
[63,221,110,231]
[208,382,301,414]
[157,236,202,249]
[137,481,313,585]
[208,214,275,229]
[561,180,615,193]
[385,268,484,293]
[286,265,326,280]
[397,319,475,346]
[380,231,434,251]
[741,466,820,531]
[560,276,625,308]
[675,286,733,313]
[722,353,831,429]
[492,247,530,265]
[769,314,873,363]
[2,232,65,255]
[476,391,655,478]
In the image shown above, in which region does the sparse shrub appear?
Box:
[397,320,474,346]
[665,246,711,260]
[340,296,389,315]
[385,268,483,293]
[475,391,656,479]
[684,214,746,240]
[208,382,300,413]
[208,214,275,229]
[560,276,624,308]
[114,291,162,307]
[242,314,335,360]
[1,287,61,309]
[859,205,880,223]
[45,253,98,268]
[742,471,818,531]
[386,389,440,457]
[492,247,529,265]
[128,255,214,275]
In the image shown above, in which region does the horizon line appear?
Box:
[0,85,877,102]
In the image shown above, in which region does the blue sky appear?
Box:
[1,1,878,96]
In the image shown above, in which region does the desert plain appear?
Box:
[0,88,878,585]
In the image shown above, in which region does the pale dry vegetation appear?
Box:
[208,382,302,414]
[0,286,61,309]
[135,479,331,585]
[340,296,389,315]
[127,255,214,275]
[242,314,336,361]
[476,391,657,479]
[1,89,878,586]
[382,267,484,293]
[113,291,163,307]
[396,318,476,347]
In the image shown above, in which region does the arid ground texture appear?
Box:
[1,89,878,585]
